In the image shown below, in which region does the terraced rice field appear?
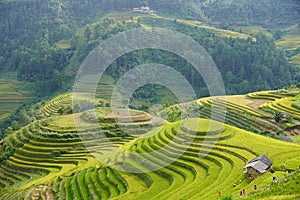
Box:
[1,89,300,199]
[0,116,139,199]
[248,91,300,138]
[195,91,300,139]
[291,54,300,66]
[276,35,300,51]
[260,98,300,120]
[196,96,281,135]
[233,25,272,37]
[41,73,116,117]
[41,93,72,116]
[74,73,116,101]
[0,79,33,121]
[1,114,299,199]
[276,35,300,67]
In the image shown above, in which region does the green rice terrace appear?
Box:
[0,87,300,199]
[0,79,33,122]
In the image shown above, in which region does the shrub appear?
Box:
[221,195,233,200]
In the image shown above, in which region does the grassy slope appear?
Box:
[137,13,253,40]
[243,170,300,200]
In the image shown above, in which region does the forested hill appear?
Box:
[202,0,299,25]
[98,0,300,25]
[0,0,298,96]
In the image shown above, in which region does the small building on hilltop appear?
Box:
[243,155,273,179]
[132,6,154,14]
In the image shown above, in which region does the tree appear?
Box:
[18,110,31,125]
[58,105,72,115]
[6,127,14,135]
[221,195,233,200]
[141,104,149,112]
[274,30,283,40]
[84,25,92,41]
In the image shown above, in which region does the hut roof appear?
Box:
[244,161,269,173]
[250,155,272,167]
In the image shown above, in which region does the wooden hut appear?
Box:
[244,155,272,179]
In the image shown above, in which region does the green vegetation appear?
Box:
[1,0,297,98]
[182,118,225,134]
[0,1,299,199]
[1,88,300,199]
[202,0,299,28]
[41,93,73,117]
[233,26,272,37]
[56,40,72,49]
[276,35,300,68]
[0,79,33,122]
[291,54,300,67]
[291,135,300,144]
[80,107,152,124]
[277,35,300,51]
[98,16,293,97]
[244,170,300,200]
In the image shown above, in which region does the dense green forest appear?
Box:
[202,0,300,26]
[0,0,105,94]
[101,26,294,95]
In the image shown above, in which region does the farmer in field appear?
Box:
[254,185,257,190]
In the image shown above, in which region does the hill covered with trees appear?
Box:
[0,0,297,94]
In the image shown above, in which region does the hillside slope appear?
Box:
[1,7,296,134]
[0,90,299,199]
